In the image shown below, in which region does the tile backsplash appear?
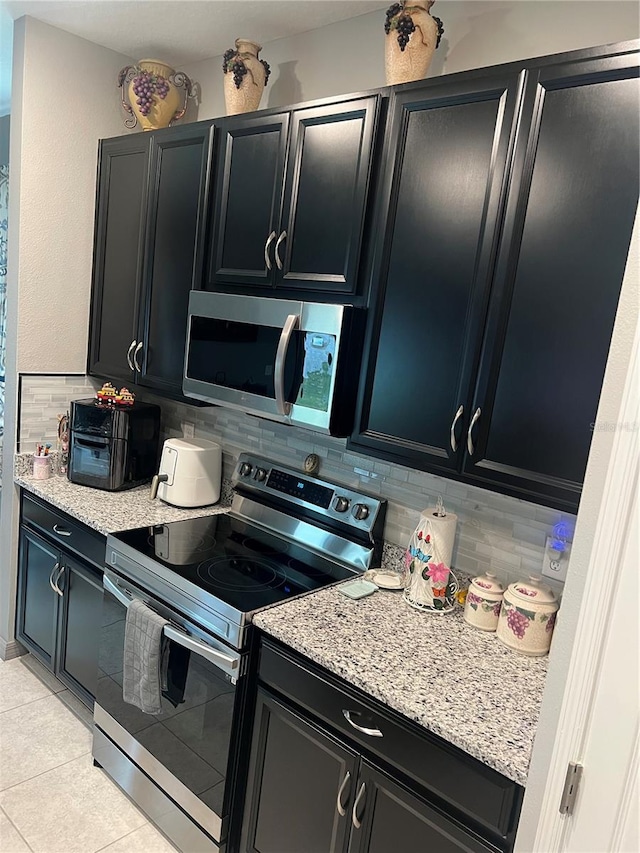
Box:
[18,374,576,595]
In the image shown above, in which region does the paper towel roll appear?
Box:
[404,504,458,613]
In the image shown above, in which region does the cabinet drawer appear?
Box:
[259,639,521,842]
[21,493,106,570]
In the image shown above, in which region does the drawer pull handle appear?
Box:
[342,709,383,738]
[53,524,71,537]
[336,770,351,817]
[351,781,366,830]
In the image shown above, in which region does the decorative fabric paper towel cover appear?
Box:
[404,496,458,614]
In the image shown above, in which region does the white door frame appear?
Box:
[516,211,639,851]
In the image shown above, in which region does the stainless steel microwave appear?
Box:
[183,291,362,435]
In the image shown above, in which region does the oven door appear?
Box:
[94,570,244,849]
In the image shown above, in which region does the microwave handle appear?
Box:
[274,313,300,416]
[103,573,240,677]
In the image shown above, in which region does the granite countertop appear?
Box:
[253,584,548,786]
[14,455,230,534]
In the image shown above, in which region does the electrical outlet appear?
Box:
[182,421,195,438]
[542,535,571,583]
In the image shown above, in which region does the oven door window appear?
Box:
[97,590,236,821]
[186,316,304,402]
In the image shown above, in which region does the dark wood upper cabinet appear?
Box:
[88,135,149,384]
[89,124,213,399]
[208,114,289,288]
[206,95,381,297]
[351,72,523,474]
[463,51,639,509]
[137,124,213,396]
[351,44,639,511]
[279,98,379,292]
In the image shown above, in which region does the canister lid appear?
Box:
[470,571,504,596]
[508,576,557,605]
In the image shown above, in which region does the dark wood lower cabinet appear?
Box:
[16,529,58,669]
[240,642,522,853]
[56,555,103,706]
[350,762,495,853]
[242,692,358,853]
[16,494,105,708]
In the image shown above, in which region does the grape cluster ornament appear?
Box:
[222,39,271,116]
[384,1,444,85]
[118,60,193,131]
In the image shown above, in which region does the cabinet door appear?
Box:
[16,529,59,668]
[464,52,640,511]
[208,114,289,289]
[350,73,522,473]
[241,690,358,853]
[277,97,379,294]
[349,761,496,853]
[137,124,213,396]
[56,556,103,708]
[88,135,150,382]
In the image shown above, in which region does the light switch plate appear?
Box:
[542,536,571,583]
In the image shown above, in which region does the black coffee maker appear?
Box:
[68,398,160,491]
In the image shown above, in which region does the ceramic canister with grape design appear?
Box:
[463,572,504,632]
[496,576,559,656]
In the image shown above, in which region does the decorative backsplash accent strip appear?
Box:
[18,374,575,595]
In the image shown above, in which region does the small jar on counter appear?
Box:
[496,576,559,656]
[463,572,504,632]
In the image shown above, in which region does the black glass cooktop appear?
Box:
[112,513,354,615]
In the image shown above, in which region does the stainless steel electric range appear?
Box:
[92,453,386,853]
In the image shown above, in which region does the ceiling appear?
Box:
[0,0,388,113]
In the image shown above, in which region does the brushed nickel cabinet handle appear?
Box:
[53,565,65,596]
[126,340,136,371]
[49,562,61,594]
[336,771,351,817]
[450,404,464,453]
[351,781,366,830]
[133,342,143,372]
[467,407,482,456]
[275,230,287,270]
[53,524,71,537]
[264,231,276,271]
[342,709,383,737]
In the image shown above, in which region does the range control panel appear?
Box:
[233,453,386,535]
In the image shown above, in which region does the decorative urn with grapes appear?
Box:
[222,39,271,116]
[496,577,559,656]
[118,60,193,131]
[384,1,444,85]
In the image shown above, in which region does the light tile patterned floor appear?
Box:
[0,655,177,853]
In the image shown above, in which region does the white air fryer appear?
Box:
[150,437,221,508]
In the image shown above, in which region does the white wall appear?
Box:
[0,17,132,657]
[182,0,640,120]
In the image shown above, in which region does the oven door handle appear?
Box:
[103,574,240,677]
[274,313,299,416]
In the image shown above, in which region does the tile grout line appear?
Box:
[1,803,35,852]
[0,689,63,717]
[0,749,94,796]
[93,822,151,853]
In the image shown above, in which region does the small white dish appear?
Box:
[365,570,405,590]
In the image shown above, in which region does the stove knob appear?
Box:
[352,503,370,521]
[239,462,253,477]
[254,467,267,482]
[334,496,350,513]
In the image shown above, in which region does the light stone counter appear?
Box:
[14,454,230,534]
[254,583,548,786]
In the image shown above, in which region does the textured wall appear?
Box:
[181,1,640,120]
